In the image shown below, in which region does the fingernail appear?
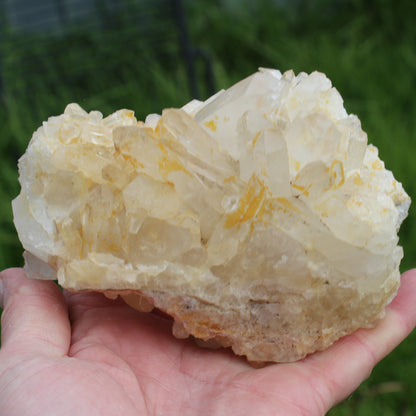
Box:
[0,274,4,309]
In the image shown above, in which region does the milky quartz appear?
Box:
[13,69,410,362]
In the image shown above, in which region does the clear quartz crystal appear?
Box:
[12,69,411,362]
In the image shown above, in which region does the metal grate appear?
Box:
[0,0,215,110]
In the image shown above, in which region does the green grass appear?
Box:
[1,0,415,413]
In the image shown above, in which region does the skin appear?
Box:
[0,268,415,416]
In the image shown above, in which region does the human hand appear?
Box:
[0,268,415,416]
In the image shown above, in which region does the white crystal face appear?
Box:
[12,69,410,362]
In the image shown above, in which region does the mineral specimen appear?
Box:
[12,69,410,363]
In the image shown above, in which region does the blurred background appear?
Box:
[0,0,415,413]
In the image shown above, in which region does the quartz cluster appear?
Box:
[13,69,410,362]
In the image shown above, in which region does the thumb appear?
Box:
[0,268,70,357]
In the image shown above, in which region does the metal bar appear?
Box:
[172,0,199,99]
[55,0,68,26]
[192,48,216,98]
[0,0,6,101]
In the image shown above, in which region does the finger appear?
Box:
[64,290,124,315]
[300,269,416,409]
[64,290,135,351]
[0,268,70,356]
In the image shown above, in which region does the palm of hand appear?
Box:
[1,268,415,416]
